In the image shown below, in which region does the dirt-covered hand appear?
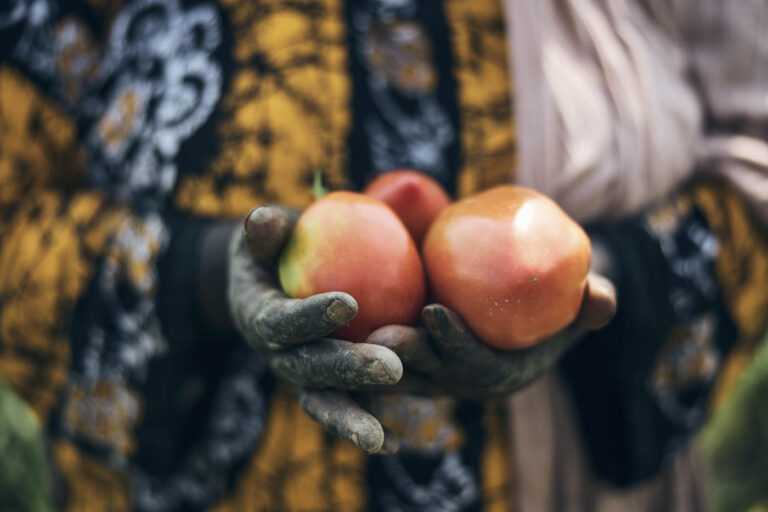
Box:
[227,206,401,453]
[366,273,616,399]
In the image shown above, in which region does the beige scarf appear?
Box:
[501,1,768,511]
[504,0,768,225]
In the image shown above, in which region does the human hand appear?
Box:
[228,206,402,453]
[366,271,616,400]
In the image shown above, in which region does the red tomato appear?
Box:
[422,185,591,350]
[364,170,452,246]
[279,191,426,342]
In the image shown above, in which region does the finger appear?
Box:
[268,339,403,388]
[230,227,359,350]
[243,206,297,263]
[366,325,443,375]
[575,273,617,330]
[230,226,359,350]
[253,290,358,349]
[421,304,497,366]
[422,304,581,395]
[297,388,388,454]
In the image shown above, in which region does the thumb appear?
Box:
[243,205,298,263]
[575,273,617,330]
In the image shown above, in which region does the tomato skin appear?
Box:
[279,191,426,342]
[422,185,591,350]
[364,170,452,246]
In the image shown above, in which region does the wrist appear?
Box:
[197,222,240,339]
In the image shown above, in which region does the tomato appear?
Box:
[422,185,591,350]
[279,191,426,342]
[364,170,451,246]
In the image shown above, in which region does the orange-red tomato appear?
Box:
[364,170,452,246]
[279,191,426,342]
[422,185,591,350]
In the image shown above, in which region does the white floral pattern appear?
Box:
[1,2,270,511]
[352,0,455,181]
[88,0,222,208]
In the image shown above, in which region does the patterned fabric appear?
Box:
[691,181,768,404]
[174,0,354,215]
[560,177,768,487]
[367,396,475,512]
[445,0,516,199]
[644,195,729,428]
[1,0,764,510]
[561,192,732,485]
[0,1,516,511]
[207,381,367,512]
[347,0,460,191]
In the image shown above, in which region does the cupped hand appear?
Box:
[228,206,401,453]
[366,273,616,399]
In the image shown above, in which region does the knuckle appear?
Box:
[253,308,278,344]
[340,408,360,432]
[331,350,356,383]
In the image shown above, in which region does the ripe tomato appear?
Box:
[422,185,590,349]
[279,191,426,342]
[364,170,451,246]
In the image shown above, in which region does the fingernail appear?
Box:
[244,206,266,231]
[350,419,384,453]
[364,358,400,385]
[424,306,447,335]
[326,298,353,324]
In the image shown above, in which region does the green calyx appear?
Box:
[313,168,328,200]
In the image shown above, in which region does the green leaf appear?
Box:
[313,168,328,200]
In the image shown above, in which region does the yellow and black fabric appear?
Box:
[563,178,768,486]
[0,1,515,511]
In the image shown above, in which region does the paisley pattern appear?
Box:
[643,196,728,427]
[691,181,768,404]
[644,178,768,440]
[560,177,767,486]
[0,1,517,510]
[175,0,354,216]
[0,1,259,510]
[445,0,516,198]
[87,0,223,208]
[350,0,457,184]
[0,65,122,422]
